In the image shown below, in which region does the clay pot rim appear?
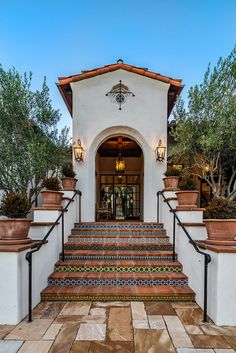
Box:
[175,190,199,194]
[62,177,78,180]
[0,218,32,222]
[204,219,236,222]
[163,176,180,180]
[41,190,64,194]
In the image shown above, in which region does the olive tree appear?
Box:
[0,66,70,204]
[171,47,236,198]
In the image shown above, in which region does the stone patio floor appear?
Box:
[1,301,236,353]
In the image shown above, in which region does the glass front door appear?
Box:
[100,175,141,220]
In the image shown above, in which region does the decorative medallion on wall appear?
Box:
[106,80,135,110]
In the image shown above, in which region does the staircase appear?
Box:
[41,222,195,301]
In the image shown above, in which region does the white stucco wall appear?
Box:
[160,191,236,326]
[0,191,80,324]
[71,69,169,221]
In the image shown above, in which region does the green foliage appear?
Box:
[42,176,61,191]
[0,65,70,203]
[0,192,31,218]
[171,47,236,199]
[178,174,197,190]
[164,166,181,177]
[62,163,76,178]
[204,197,236,219]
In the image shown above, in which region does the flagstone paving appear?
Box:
[1,301,236,353]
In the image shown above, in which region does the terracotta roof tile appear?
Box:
[57,61,183,117]
[58,62,182,87]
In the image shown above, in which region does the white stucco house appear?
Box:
[1,61,236,328]
[57,60,183,222]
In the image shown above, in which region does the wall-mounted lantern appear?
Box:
[155,139,166,162]
[73,139,85,162]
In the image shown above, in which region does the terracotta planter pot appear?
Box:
[62,177,78,191]
[175,190,199,209]
[0,218,32,244]
[41,190,64,208]
[163,177,179,189]
[204,219,236,245]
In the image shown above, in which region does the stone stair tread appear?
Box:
[55,259,182,267]
[49,272,188,280]
[41,284,195,297]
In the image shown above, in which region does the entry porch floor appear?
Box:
[1,301,236,353]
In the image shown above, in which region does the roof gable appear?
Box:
[57,61,183,117]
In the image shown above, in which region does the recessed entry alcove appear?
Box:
[96,136,144,221]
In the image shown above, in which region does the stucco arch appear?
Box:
[88,125,150,160]
[79,125,155,222]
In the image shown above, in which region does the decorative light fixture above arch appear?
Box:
[106,80,135,110]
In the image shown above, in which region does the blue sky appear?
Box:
[0,0,235,133]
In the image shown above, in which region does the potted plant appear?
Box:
[175,174,199,209]
[204,197,236,244]
[61,163,77,191]
[41,176,64,208]
[163,166,181,189]
[0,192,32,244]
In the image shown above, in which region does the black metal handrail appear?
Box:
[157,190,211,322]
[25,189,82,322]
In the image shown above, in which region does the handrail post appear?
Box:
[79,191,82,223]
[158,189,211,322]
[157,192,160,223]
[172,212,176,262]
[26,252,32,322]
[61,210,65,262]
[203,255,210,322]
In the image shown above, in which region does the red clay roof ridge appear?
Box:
[58,62,183,87]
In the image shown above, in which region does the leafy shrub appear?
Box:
[42,176,61,191]
[178,174,197,190]
[204,197,236,219]
[164,166,181,177]
[0,192,31,218]
[62,163,76,178]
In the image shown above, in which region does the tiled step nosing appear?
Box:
[48,272,188,286]
[55,259,182,266]
[73,224,164,231]
[64,243,173,251]
[49,271,188,280]
[62,255,177,261]
[54,265,183,273]
[68,234,168,238]
[61,249,177,261]
[71,231,167,236]
[48,278,188,286]
[67,238,170,244]
[41,284,195,302]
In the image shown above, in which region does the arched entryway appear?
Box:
[95,136,144,221]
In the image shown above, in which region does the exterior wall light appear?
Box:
[115,153,125,174]
[155,139,166,162]
[73,139,85,162]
